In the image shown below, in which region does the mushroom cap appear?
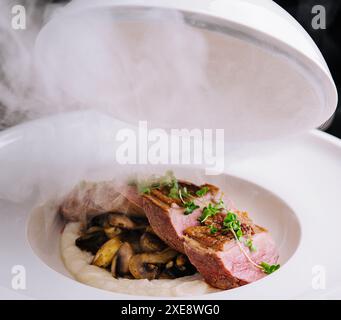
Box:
[111,242,134,277]
[92,236,122,268]
[87,213,110,229]
[75,230,108,255]
[128,248,177,280]
[140,232,166,253]
[77,204,196,281]
[108,213,136,229]
[104,226,122,238]
[164,254,197,278]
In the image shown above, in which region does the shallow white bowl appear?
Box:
[27,170,301,297]
[0,111,340,299]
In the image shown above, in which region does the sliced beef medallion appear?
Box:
[142,181,235,254]
[142,177,279,290]
[183,212,279,289]
[60,181,145,222]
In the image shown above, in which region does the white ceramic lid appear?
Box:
[35,0,338,142]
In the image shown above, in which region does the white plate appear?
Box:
[0,111,340,299]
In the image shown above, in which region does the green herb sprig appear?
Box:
[196,186,209,197]
[221,211,280,275]
[244,238,257,252]
[209,225,218,234]
[184,201,200,215]
[141,186,151,194]
[168,185,179,199]
[138,170,177,195]
[223,212,243,239]
[138,172,280,276]
[259,262,280,274]
[199,203,220,222]
[178,187,192,202]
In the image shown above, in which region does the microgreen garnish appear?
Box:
[244,238,257,252]
[181,187,191,198]
[169,186,179,199]
[178,187,192,204]
[209,225,218,234]
[138,173,280,276]
[136,171,180,195]
[198,198,227,223]
[184,201,200,215]
[223,212,243,239]
[199,203,220,222]
[168,173,179,199]
[196,186,209,197]
[259,262,280,274]
[159,170,176,187]
[215,199,226,210]
[141,186,151,194]
[221,212,278,275]
[226,216,280,275]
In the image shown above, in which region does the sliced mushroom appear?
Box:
[129,248,178,280]
[131,217,149,229]
[111,242,134,278]
[120,230,142,253]
[108,213,136,229]
[92,236,122,267]
[129,261,159,280]
[164,254,197,278]
[176,254,187,268]
[108,213,149,230]
[75,230,108,255]
[140,232,166,252]
[85,226,103,234]
[104,226,122,238]
[159,261,176,279]
[87,213,109,229]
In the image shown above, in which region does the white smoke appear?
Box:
[0,0,210,129]
[0,0,55,127]
[0,0,216,205]
[0,0,315,206]
[1,0,326,137]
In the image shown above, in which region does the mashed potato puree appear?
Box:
[60,222,219,297]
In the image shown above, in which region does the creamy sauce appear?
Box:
[60,222,219,297]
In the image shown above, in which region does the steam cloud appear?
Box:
[0,0,54,128]
[0,0,210,129]
[0,0,216,204]
[0,0,309,205]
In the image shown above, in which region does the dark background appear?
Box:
[274,0,341,138]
